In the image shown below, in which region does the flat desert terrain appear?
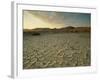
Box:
[23,32,90,69]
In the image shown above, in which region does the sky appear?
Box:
[23,10,91,29]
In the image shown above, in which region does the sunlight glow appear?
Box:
[23,11,64,29]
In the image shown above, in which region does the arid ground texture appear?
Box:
[23,28,91,69]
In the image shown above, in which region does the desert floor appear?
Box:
[23,32,90,69]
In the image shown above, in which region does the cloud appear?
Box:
[23,10,90,29]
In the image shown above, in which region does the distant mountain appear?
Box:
[23,26,90,33]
